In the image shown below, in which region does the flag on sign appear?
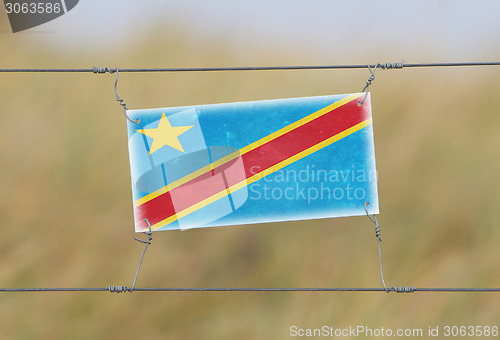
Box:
[126,93,378,232]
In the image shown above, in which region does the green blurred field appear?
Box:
[1,17,499,340]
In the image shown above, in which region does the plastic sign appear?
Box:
[126,93,379,232]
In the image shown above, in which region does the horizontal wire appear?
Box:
[0,287,499,293]
[0,62,500,73]
[1,61,498,294]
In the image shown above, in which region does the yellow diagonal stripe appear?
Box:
[145,118,372,231]
[134,93,362,207]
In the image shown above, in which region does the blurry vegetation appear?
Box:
[0,18,499,339]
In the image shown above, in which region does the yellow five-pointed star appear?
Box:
[136,113,194,155]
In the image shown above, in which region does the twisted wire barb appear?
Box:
[379,61,404,69]
[108,286,128,294]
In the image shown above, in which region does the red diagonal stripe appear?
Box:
[135,97,370,229]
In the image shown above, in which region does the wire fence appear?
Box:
[0,61,499,73]
[0,60,499,294]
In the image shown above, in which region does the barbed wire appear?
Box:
[0,61,499,73]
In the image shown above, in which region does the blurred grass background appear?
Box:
[1,6,500,340]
